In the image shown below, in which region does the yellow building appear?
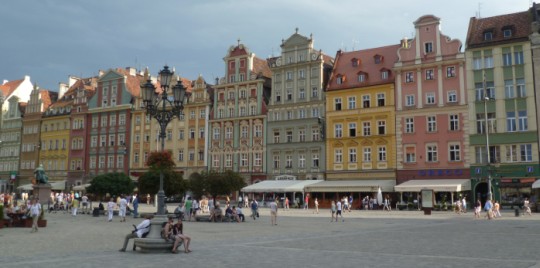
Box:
[321,45,400,195]
[39,97,72,186]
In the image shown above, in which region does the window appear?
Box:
[312,153,319,168]
[240,107,246,117]
[518,111,528,131]
[101,116,107,127]
[348,96,356,109]
[349,148,357,163]
[363,122,371,136]
[286,71,293,80]
[363,147,371,162]
[99,156,105,168]
[312,87,318,97]
[286,131,293,143]
[503,29,512,38]
[299,154,305,168]
[240,90,246,99]
[225,127,232,139]
[425,42,433,53]
[520,144,532,162]
[92,118,98,128]
[362,95,370,108]
[473,57,482,70]
[405,146,416,163]
[190,110,196,119]
[255,125,262,137]
[449,144,461,161]
[426,92,435,104]
[312,108,319,118]
[503,50,512,66]
[427,145,438,162]
[225,154,232,167]
[516,78,525,98]
[275,91,281,102]
[274,131,280,143]
[299,130,306,142]
[254,153,262,166]
[358,74,366,82]
[446,66,456,78]
[406,72,414,83]
[427,116,437,132]
[406,95,415,106]
[228,108,234,117]
[405,118,414,133]
[213,155,219,167]
[475,83,484,101]
[378,146,387,161]
[312,128,320,141]
[285,154,292,168]
[514,50,524,65]
[425,69,434,80]
[119,114,126,126]
[484,55,494,68]
[188,150,195,161]
[299,88,305,99]
[381,70,388,79]
[286,111,293,120]
[476,113,496,134]
[449,114,459,131]
[505,145,518,162]
[241,153,248,167]
[334,98,342,111]
[100,135,106,146]
[91,137,97,147]
[377,121,386,135]
[506,112,517,132]
[484,31,493,41]
[349,123,356,137]
[299,69,305,79]
[241,126,248,138]
[286,90,292,101]
[448,91,457,103]
[109,134,115,146]
[273,155,280,169]
[299,109,306,119]
[334,124,343,138]
[336,76,344,85]
[335,149,342,163]
[377,93,385,106]
[199,127,205,139]
[189,128,195,139]
[167,130,172,141]
[505,80,515,98]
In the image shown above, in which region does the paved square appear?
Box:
[1,204,538,268]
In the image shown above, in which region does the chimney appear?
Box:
[58,82,68,99]
[215,78,219,85]
[400,37,409,48]
[2,80,8,85]
[98,70,105,77]
[68,76,79,87]
[126,67,137,76]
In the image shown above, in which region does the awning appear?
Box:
[532,179,540,189]
[73,183,91,191]
[305,180,395,193]
[242,180,321,193]
[394,179,470,192]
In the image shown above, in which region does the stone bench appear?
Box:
[134,238,182,253]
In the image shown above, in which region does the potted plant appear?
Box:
[38,206,47,227]
[0,205,4,228]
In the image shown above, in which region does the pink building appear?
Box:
[394,15,470,189]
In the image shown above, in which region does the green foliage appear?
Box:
[146,151,175,171]
[138,170,187,197]
[86,172,135,199]
[189,170,246,200]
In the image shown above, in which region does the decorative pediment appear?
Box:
[346,140,359,147]
[375,138,388,145]
[361,139,373,146]
[333,141,344,147]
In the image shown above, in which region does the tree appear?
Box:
[86,172,135,200]
[138,151,187,197]
[189,170,246,201]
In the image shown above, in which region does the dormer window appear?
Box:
[374,55,383,64]
[336,75,345,85]
[357,72,367,82]
[381,69,389,80]
[484,31,493,41]
[502,26,514,38]
[351,58,359,67]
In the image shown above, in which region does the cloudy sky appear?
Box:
[1,0,531,91]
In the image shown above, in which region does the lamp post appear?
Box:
[483,89,492,201]
[140,65,189,215]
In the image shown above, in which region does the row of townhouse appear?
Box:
[0,10,539,205]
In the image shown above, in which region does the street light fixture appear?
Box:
[140,65,190,215]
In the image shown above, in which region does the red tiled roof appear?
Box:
[41,90,58,110]
[114,68,143,97]
[466,11,531,49]
[0,79,24,97]
[253,57,272,78]
[327,44,400,91]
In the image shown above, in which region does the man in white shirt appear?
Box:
[119,195,128,222]
[81,195,89,214]
[119,214,154,252]
[269,198,278,226]
[336,200,344,222]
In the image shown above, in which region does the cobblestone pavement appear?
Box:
[1,204,539,268]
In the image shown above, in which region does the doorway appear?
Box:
[475,182,489,205]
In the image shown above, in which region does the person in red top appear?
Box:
[304,194,310,210]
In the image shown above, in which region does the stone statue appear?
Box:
[34,164,49,184]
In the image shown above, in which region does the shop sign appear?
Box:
[418,169,463,177]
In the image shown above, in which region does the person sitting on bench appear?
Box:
[119,214,153,252]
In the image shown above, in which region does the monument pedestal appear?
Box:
[32,183,52,205]
[134,214,180,253]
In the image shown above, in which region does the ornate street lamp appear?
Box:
[140,65,190,215]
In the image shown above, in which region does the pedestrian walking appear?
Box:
[132,193,139,218]
[71,197,79,216]
[270,198,278,226]
[474,199,481,219]
[29,198,41,233]
[383,195,391,211]
[146,194,150,205]
[250,200,259,220]
[484,199,493,220]
[107,198,116,222]
[336,199,344,222]
[119,195,128,222]
[493,200,501,217]
[314,198,319,214]
[304,194,310,210]
[330,200,336,222]
[523,198,532,216]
